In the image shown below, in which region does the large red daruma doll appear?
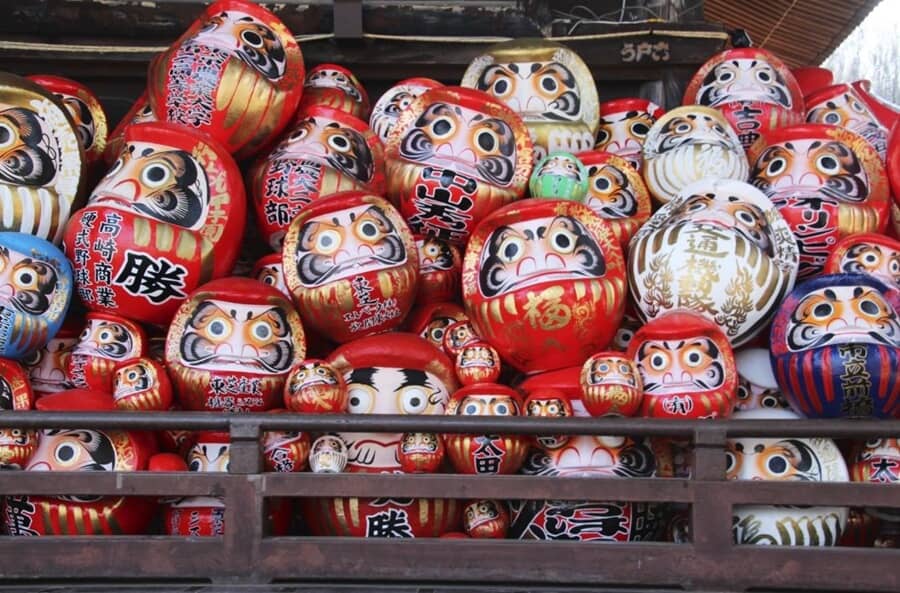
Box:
[385,86,533,245]
[301,332,461,537]
[248,105,386,251]
[165,277,306,412]
[626,311,737,419]
[64,122,246,326]
[147,0,304,160]
[282,191,419,343]
[462,199,626,374]
[2,390,160,535]
[748,124,890,278]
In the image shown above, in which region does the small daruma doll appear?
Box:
[398,432,445,474]
[165,277,306,412]
[461,39,599,159]
[463,499,509,539]
[642,105,749,204]
[455,341,501,386]
[66,312,146,392]
[282,191,419,343]
[528,151,588,201]
[385,86,533,244]
[248,105,386,250]
[579,150,651,247]
[626,311,737,419]
[0,358,37,468]
[729,408,849,546]
[147,0,305,159]
[0,73,85,243]
[4,389,162,536]
[302,332,460,537]
[0,232,73,360]
[850,438,900,522]
[825,232,900,289]
[283,358,347,413]
[65,121,246,325]
[462,198,626,374]
[684,47,805,151]
[415,235,462,305]
[580,351,643,417]
[299,64,369,121]
[370,77,443,143]
[164,431,229,536]
[112,358,173,411]
[748,124,890,278]
[594,98,665,171]
[770,273,900,418]
[22,319,79,398]
[443,383,528,475]
[252,253,291,298]
[806,83,890,160]
[628,178,800,346]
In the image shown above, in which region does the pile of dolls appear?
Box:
[0,0,899,544]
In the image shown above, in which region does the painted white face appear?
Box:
[254,262,291,298]
[594,109,656,169]
[473,60,582,123]
[187,440,230,473]
[178,299,296,374]
[784,284,900,351]
[584,162,638,219]
[585,356,639,388]
[807,92,887,157]
[839,243,900,288]
[74,318,140,361]
[193,10,287,80]
[370,82,435,142]
[397,102,518,186]
[306,68,363,100]
[310,435,348,473]
[23,335,76,394]
[0,245,61,316]
[339,366,450,471]
[113,360,157,400]
[293,204,408,288]
[696,58,793,108]
[454,393,518,416]
[91,140,210,230]
[477,215,606,298]
[269,114,374,185]
[635,338,726,396]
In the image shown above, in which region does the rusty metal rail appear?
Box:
[0,412,898,592]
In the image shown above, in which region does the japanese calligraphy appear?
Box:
[114,251,188,304]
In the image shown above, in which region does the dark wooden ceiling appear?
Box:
[704,0,882,67]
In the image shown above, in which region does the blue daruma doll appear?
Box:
[0,232,72,359]
[770,273,900,418]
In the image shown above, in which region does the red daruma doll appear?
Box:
[147,0,305,159]
[462,198,626,374]
[282,191,419,343]
[165,277,306,412]
[64,122,246,326]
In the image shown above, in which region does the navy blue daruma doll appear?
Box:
[0,232,72,359]
[770,273,900,418]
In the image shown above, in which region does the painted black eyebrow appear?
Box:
[348,367,377,386]
[399,369,431,390]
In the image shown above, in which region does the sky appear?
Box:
[822,0,900,103]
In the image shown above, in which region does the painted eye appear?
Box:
[54,442,77,464]
[207,318,230,339]
[491,77,512,97]
[539,74,558,93]
[824,112,842,125]
[250,321,272,342]
[616,329,634,346]
[492,401,512,416]
[736,382,750,401]
[497,236,525,263]
[314,229,342,254]
[761,394,780,408]
[595,128,610,145]
[475,129,498,153]
[597,363,609,373]
[327,133,351,152]
[593,176,612,193]
[240,28,265,48]
[347,387,374,414]
[21,349,41,366]
[863,251,880,265]
[674,122,692,134]
[316,367,328,376]
[766,454,790,476]
[755,69,772,83]
[630,122,650,137]
[890,258,900,274]
[399,387,429,415]
[462,401,483,415]
[0,123,16,149]
[865,438,884,449]
[12,266,38,290]
[429,327,445,343]
[549,228,576,254]
[289,126,310,142]
[106,157,125,177]
[649,352,668,371]
[188,459,203,472]
[357,220,381,240]
[618,363,630,374]
[815,154,840,175]
[430,117,455,139]
[858,298,882,317]
[80,327,91,340]
[683,347,705,367]
[725,450,736,473]
[812,302,833,319]
[716,70,734,83]
[140,162,172,189]
[545,403,559,415]
[735,209,757,226]
[98,330,112,343]
[850,99,867,113]
[765,156,787,176]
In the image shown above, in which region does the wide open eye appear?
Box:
[314,229,342,254]
[430,117,455,139]
[461,400,485,415]
[593,175,612,193]
[140,162,172,189]
[674,121,692,134]
[595,128,610,145]
[206,317,232,340]
[716,70,734,84]
[549,227,576,254]
[250,320,273,342]
[649,352,669,371]
[475,129,499,154]
[765,156,787,177]
[0,123,16,149]
[630,121,650,137]
[355,219,383,242]
[347,386,375,414]
[765,453,790,476]
[815,154,840,175]
[54,442,77,465]
[12,265,39,291]
[683,347,705,368]
[539,74,559,94]
[399,386,429,415]
[491,75,513,98]
[491,400,513,416]
[240,28,265,49]
[755,69,773,83]
[497,235,525,263]
[327,132,352,153]
[824,111,842,125]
